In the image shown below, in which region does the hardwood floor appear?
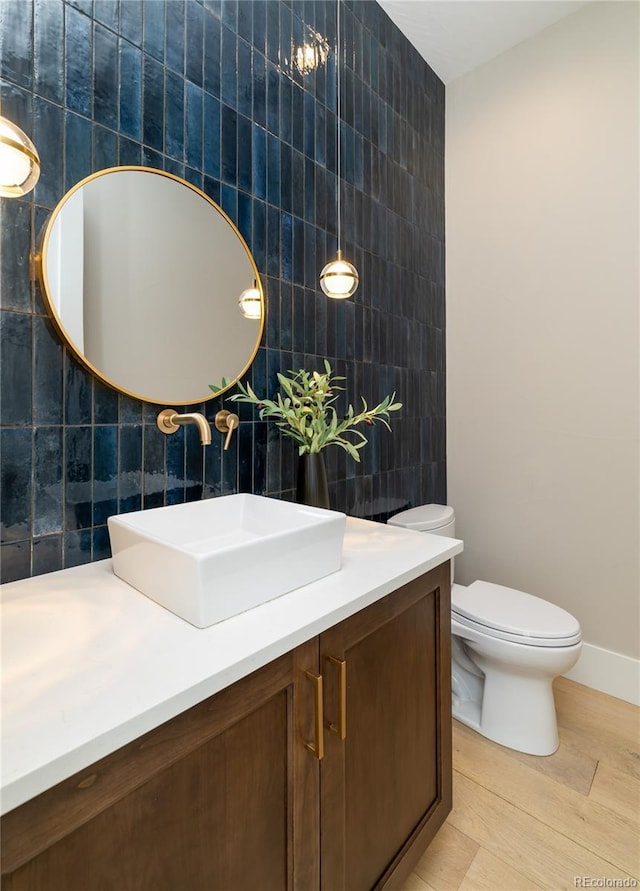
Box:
[402,678,640,891]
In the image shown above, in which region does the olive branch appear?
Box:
[226,360,402,461]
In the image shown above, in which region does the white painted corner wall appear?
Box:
[445,1,639,704]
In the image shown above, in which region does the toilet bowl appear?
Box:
[388,505,582,756]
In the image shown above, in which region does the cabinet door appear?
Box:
[319,563,452,891]
[1,639,320,891]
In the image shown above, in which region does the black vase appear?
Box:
[296,453,330,509]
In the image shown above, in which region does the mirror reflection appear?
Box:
[39,167,263,405]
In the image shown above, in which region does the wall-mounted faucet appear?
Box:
[156,410,212,445]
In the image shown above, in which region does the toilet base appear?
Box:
[452,678,559,756]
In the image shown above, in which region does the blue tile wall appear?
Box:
[0,0,446,583]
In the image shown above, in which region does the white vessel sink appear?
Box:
[107,494,346,628]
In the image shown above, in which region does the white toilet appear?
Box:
[388,504,582,756]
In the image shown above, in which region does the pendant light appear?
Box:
[319,0,358,300]
[0,113,40,198]
[238,281,262,319]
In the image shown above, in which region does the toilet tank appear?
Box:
[388,504,456,581]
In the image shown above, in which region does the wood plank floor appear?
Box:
[403,677,640,891]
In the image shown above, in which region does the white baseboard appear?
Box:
[564,641,640,705]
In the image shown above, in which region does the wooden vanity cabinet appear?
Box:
[320,562,452,890]
[0,563,451,891]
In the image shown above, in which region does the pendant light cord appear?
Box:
[336,0,341,257]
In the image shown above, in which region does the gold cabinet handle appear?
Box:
[326,656,347,740]
[304,670,324,760]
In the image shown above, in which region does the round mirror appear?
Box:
[38,167,264,405]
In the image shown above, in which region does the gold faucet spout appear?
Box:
[156,409,212,445]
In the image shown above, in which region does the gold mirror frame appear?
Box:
[36,167,264,405]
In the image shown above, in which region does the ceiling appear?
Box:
[377,0,591,84]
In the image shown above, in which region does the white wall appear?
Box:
[446,2,639,700]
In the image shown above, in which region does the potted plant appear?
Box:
[227,360,402,508]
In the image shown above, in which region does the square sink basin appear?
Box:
[107,494,346,628]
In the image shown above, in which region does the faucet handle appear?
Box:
[215,410,240,450]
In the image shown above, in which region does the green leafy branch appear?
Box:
[227,359,402,461]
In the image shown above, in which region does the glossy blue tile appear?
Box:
[143,0,165,62]
[186,1,204,87]
[221,25,237,108]
[251,123,266,200]
[204,177,220,205]
[93,525,112,561]
[186,82,203,170]
[120,0,142,45]
[65,4,91,115]
[221,104,237,183]
[63,529,92,568]
[64,425,92,532]
[118,394,143,425]
[279,141,292,212]
[303,90,315,159]
[0,428,32,543]
[0,0,33,89]
[119,40,142,141]
[33,427,63,537]
[281,213,293,282]
[143,422,166,509]
[185,425,204,502]
[203,93,220,179]
[143,54,164,151]
[0,542,31,583]
[292,91,313,152]
[1,311,32,426]
[1,199,31,311]
[252,50,266,127]
[166,427,185,505]
[165,69,185,160]
[237,189,252,245]
[237,113,252,193]
[93,123,118,170]
[65,353,92,426]
[31,535,62,576]
[265,1,279,65]
[119,425,142,514]
[119,135,142,165]
[293,215,304,283]
[94,0,118,31]
[266,132,279,206]
[221,182,236,220]
[252,0,266,55]
[65,111,92,190]
[33,0,64,104]
[166,0,185,72]
[93,22,119,130]
[237,38,252,118]
[252,199,266,271]
[237,1,253,44]
[93,425,118,525]
[203,11,221,96]
[34,98,63,208]
[266,205,280,278]
[266,61,279,136]
[33,317,63,425]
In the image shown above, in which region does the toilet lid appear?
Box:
[452,581,581,643]
[388,503,454,532]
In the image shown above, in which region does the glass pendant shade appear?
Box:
[0,115,40,198]
[320,249,359,300]
[238,285,262,319]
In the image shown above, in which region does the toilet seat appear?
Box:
[452,581,582,648]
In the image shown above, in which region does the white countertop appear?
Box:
[0,518,462,816]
